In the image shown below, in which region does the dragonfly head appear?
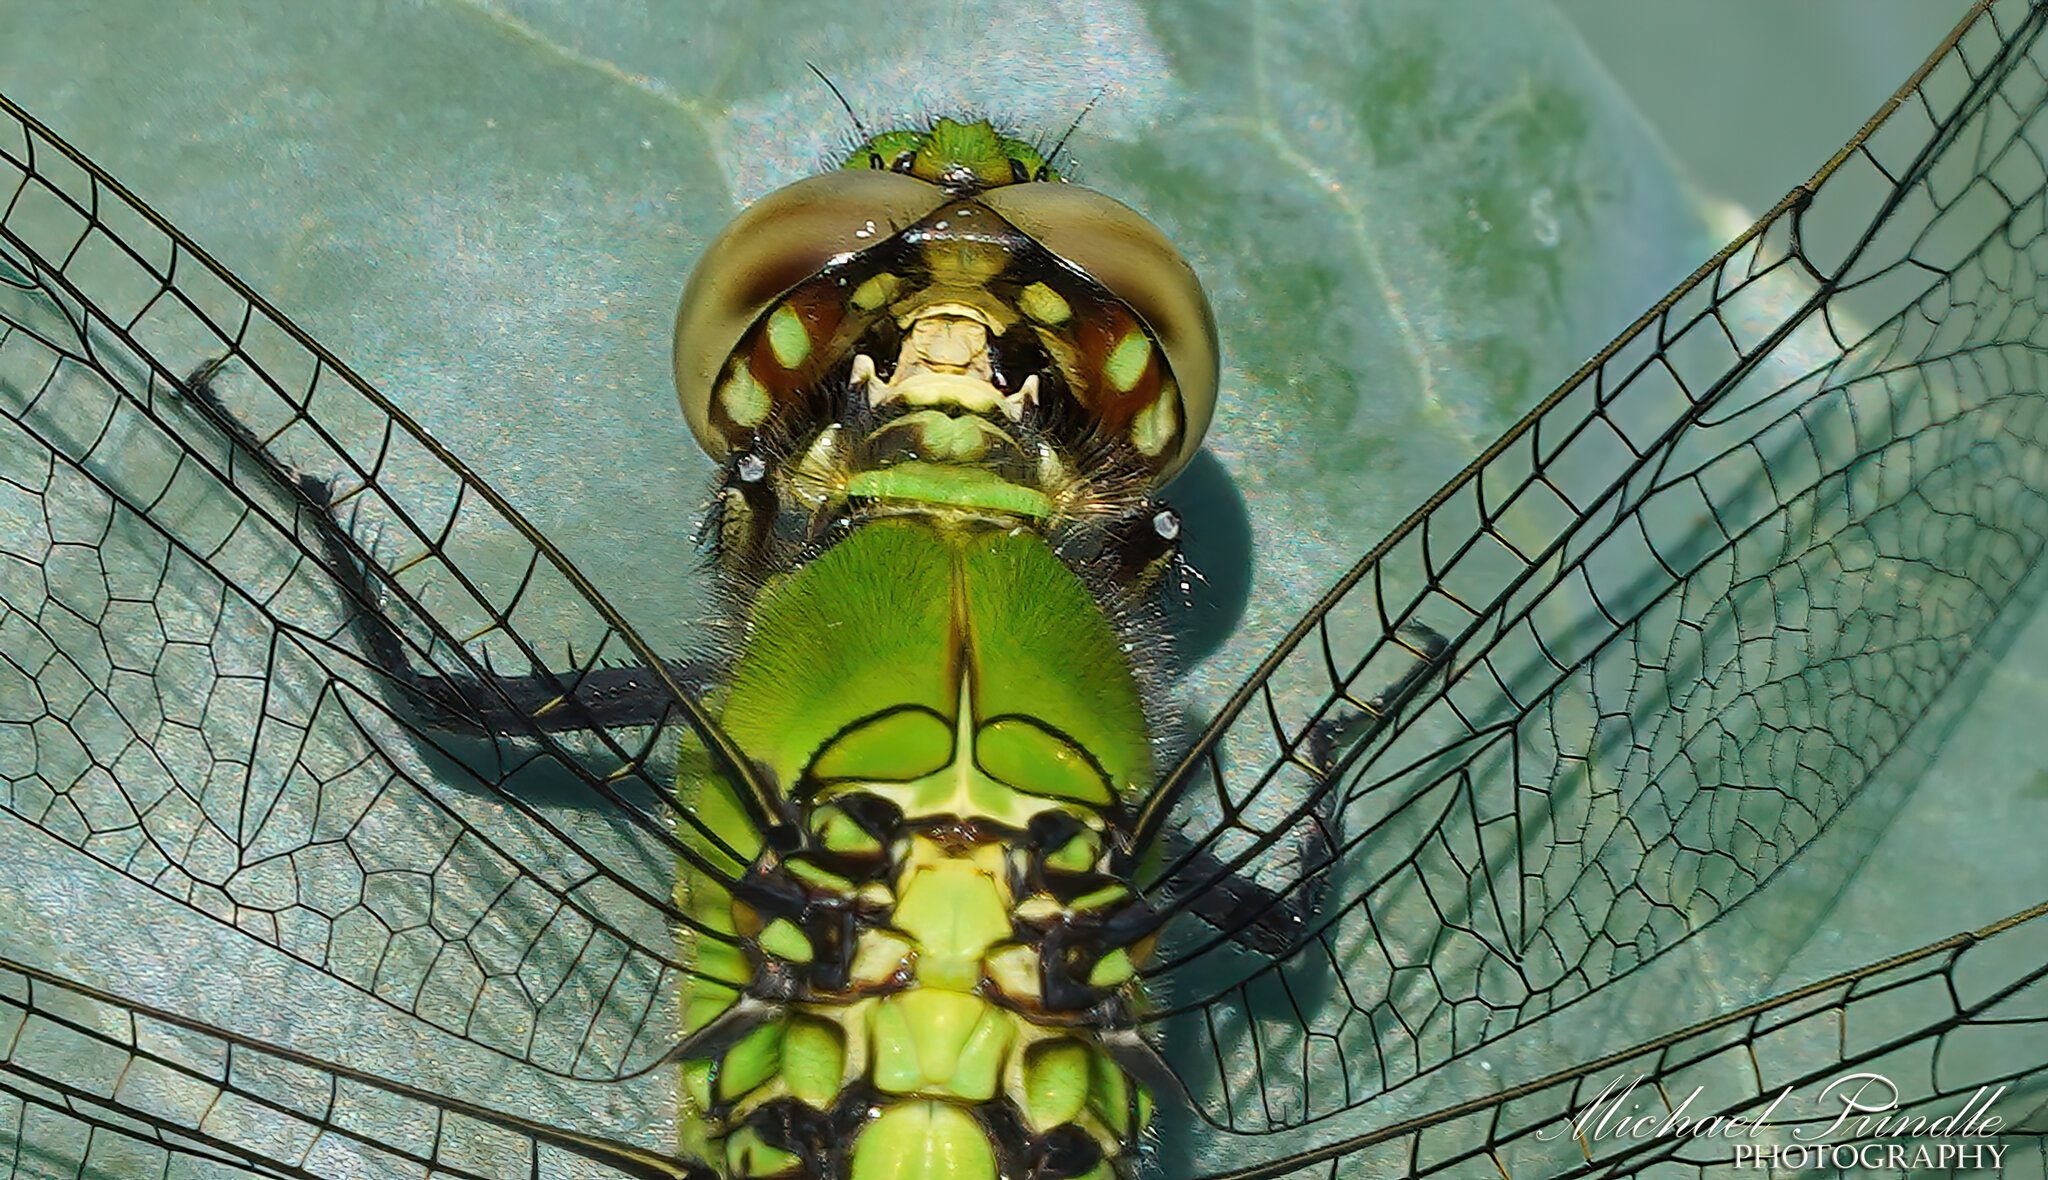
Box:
[674,125,1220,519]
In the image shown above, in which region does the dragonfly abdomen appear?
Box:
[677,518,1158,1179]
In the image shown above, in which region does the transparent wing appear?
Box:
[0,955,694,1180]
[1138,0,2048,1144]
[3,912,2039,1180]
[1189,901,2048,1180]
[0,88,750,1087]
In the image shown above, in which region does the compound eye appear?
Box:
[981,182,1220,482]
[673,170,946,459]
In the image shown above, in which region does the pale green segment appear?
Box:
[813,804,887,853]
[782,1017,847,1108]
[720,1023,783,1102]
[1087,948,1136,987]
[977,716,1112,804]
[1021,1041,1091,1130]
[813,709,954,781]
[1068,883,1131,912]
[851,1101,997,1180]
[892,860,1012,991]
[1089,1055,1152,1137]
[786,857,855,892]
[725,1128,802,1177]
[759,918,814,963]
[1042,829,1099,874]
[682,1060,713,1119]
[870,991,1010,1099]
[845,462,1052,517]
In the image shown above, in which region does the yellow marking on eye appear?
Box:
[720,364,771,427]
[766,305,811,369]
[1104,330,1153,392]
[1131,390,1178,456]
[1018,281,1070,325]
[852,272,901,311]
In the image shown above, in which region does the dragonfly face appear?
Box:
[673,122,1219,527]
[2,5,2048,1180]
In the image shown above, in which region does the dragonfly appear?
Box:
[3,0,2048,1177]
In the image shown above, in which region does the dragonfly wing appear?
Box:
[1185,901,2048,1179]
[0,93,744,1084]
[1138,0,2048,1142]
[0,955,702,1180]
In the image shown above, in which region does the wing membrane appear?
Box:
[7,901,2040,1180]
[1141,0,2048,1139]
[0,92,741,1081]
[1190,901,2048,1180]
[0,955,691,1180]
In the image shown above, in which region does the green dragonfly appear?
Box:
[3,2,2048,1178]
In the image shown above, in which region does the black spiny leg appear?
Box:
[182,359,698,735]
[1172,622,1452,956]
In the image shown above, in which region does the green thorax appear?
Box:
[723,517,1150,813]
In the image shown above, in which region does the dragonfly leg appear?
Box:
[1173,621,1451,956]
[180,359,702,734]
